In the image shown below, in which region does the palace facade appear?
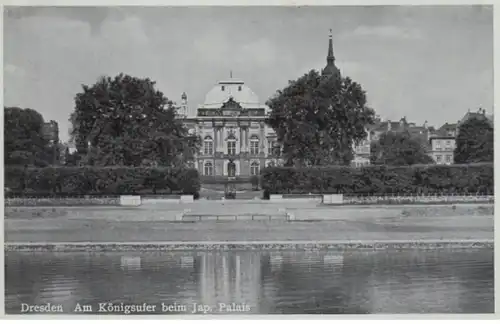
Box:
[178,79,281,178]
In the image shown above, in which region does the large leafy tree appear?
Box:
[454,117,493,163]
[370,131,434,166]
[4,107,51,166]
[70,73,199,167]
[266,70,375,166]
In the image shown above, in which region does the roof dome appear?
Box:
[201,79,264,110]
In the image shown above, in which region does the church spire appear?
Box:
[327,28,334,62]
[322,29,340,78]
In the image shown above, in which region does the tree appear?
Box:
[370,131,434,166]
[70,73,200,167]
[266,70,375,166]
[4,107,51,166]
[454,116,493,163]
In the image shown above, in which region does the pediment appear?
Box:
[221,97,242,110]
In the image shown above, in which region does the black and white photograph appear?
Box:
[3,4,495,317]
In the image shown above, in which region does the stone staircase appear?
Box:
[180,202,289,221]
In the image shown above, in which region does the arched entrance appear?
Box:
[227,161,236,177]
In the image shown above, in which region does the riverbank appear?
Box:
[4,239,494,252]
[5,203,493,247]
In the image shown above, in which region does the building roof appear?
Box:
[199,79,268,111]
[321,31,341,78]
[460,109,493,127]
[370,118,408,133]
[430,129,454,139]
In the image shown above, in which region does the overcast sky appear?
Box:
[4,5,493,142]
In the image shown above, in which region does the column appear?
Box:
[222,254,230,302]
[239,127,243,151]
[214,127,219,153]
[259,123,265,151]
[235,255,241,303]
[244,128,249,152]
[219,127,224,152]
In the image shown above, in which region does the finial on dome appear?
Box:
[181,92,187,100]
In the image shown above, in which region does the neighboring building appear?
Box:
[428,133,455,165]
[42,120,59,143]
[428,124,456,165]
[426,107,493,165]
[459,107,493,128]
[42,120,61,165]
[351,125,375,167]
[351,116,431,167]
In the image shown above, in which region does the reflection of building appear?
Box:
[198,252,260,312]
[120,256,142,271]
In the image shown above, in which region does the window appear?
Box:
[267,140,276,155]
[250,161,260,176]
[203,136,213,155]
[436,155,442,163]
[435,141,441,150]
[204,162,213,176]
[446,140,451,147]
[221,85,225,91]
[445,155,452,163]
[250,135,260,155]
[238,86,242,91]
[227,136,236,155]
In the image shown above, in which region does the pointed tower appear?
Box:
[321,29,341,78]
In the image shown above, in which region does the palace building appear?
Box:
[177,32,341,178]
[178,79,281,178]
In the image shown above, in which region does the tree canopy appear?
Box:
[370,131,434,166]
[70,73,199,167]
[4,107,51,167]
[266,70,375,166]
[454,116,493,164]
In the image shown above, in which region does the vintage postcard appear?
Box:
[2,3,495,318]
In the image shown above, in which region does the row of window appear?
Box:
[203,136,277,156]
[434,140,453,149]
[203,161,261,176]
[221,85,242,91]
[436,154,452,163]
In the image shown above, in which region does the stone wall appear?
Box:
[342,195,494,205]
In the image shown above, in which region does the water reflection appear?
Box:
[5,249,494,314]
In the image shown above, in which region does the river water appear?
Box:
[5,248,494,314]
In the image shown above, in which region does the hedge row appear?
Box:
[261,163,494,196]
[5,166,200,196]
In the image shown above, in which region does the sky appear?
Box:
[4,5,494,142]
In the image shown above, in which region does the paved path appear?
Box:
[5,202,493,243]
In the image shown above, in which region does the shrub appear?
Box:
[5,166,200,197]
[260,163,493,197]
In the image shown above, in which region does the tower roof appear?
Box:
[321,29,341,78]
